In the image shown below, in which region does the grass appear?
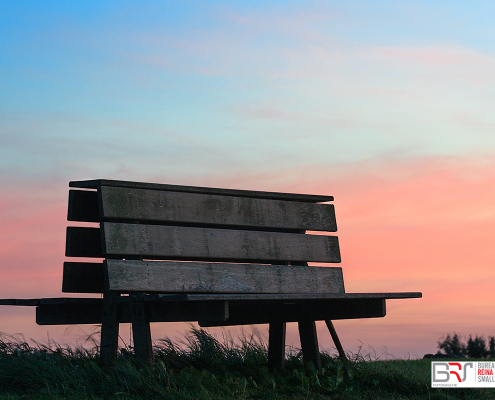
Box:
[0,328,493,399]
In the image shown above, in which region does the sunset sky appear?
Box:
[1,1,495,358]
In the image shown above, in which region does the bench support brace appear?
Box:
[325,320,347,361]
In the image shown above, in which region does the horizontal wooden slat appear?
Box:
[105,260,345,294]
[70,179,334,203]
[2,292,421,306]
[62,262,105,293]
[101,223,340,263]
[36,301,228,325]
[35,297,386,326]
[98,186,336,232]
[199,298,386,326]
[68,190,99,222]
[65,227,102,258]
[180,292,423,301]
[36,302,103,324]
[0,298,103,306]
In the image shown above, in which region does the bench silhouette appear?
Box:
[1,179,421,369]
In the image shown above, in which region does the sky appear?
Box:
[1,0,495,359]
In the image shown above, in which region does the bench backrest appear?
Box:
[63,179,343,295]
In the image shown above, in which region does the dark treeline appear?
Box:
[437,333,495,358]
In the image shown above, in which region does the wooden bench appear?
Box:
[1,179,421,369]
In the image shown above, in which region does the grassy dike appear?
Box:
[0,328,493,400]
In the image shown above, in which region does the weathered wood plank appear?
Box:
[36,297,381,326]
[2,292,421,307]
[7,298,102,306]
[198,298,386,326]
[148,300,229,323]
[36,300,228,325]
[167,292,421,301]
[70,179,334,203]
[101,223,341,263]
[66,227,102,258]
[0,300,17,305]
[36,302,104,325]
[68,190,99,222]
[105,260,345,294]
[99,186,336,232]
[62,262,105,293]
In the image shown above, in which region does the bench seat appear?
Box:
[1,292,420,326]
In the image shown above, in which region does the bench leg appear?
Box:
[131,302,153,362]
[268,322,286,369]
[325,320,347,361]
[100,294,120,365]
[298,320,321,372]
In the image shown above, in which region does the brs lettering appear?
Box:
[432,362,474,383]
